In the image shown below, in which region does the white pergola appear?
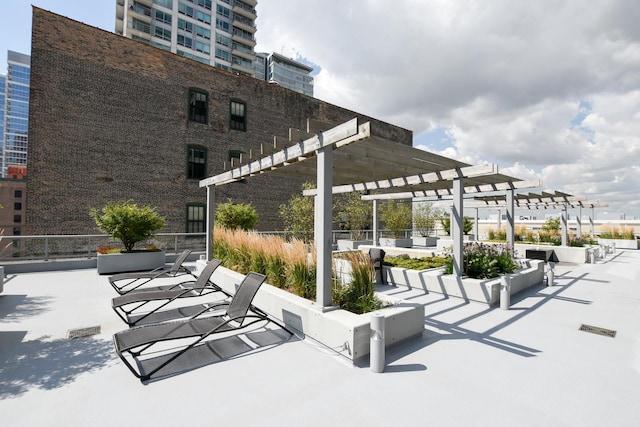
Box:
[200,118,533,309]
[469,192,607,245]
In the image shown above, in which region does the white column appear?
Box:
[452,178,464,277]
[506,189,515,250]
[474,208,479,241]
[577,206,582,237]
[206,186,215,260]
[561,205,568,246]
[497,209,501,230]
[372,199,379,246]
[315,141,333,308]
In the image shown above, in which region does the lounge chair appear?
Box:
[111,259,226,326]
[113,272,286,381]
[108,249,194,295]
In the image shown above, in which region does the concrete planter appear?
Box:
[97,250,166,275]
[598,238,638,250]
[411,236,438,247]
[337,239,373,251]
[379,238,413,248]
[383,259,544,305]
[202,263,425,363]
[514,244,598,263]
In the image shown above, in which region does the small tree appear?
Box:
[413,202,443,237]
[541,217,561,232]
[335,191,372,240]
[279,182,315,242]
[90,200,165,252]
[380,200,413,238]
[215,199,258,230]
[440,216,474,236]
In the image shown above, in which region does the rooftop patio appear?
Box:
[1,250,639,426]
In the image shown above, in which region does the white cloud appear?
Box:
[256,0,640,217]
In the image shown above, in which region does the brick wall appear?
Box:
[27,8,412,235]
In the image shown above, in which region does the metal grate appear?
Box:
[68,326,101,339]
[579,324,616,338]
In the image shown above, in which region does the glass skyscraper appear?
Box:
[0,51,30,178]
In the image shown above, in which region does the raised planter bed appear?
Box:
[598,238,638,250]
[97,250,166,274]
[515,244,597,263]
[202,262,425,363]
[383,259,545,305]
[411,236,438,247]
[379,238,413,248]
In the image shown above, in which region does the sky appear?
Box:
[1,0,639,219]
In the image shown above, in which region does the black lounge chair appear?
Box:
[108,249,194,295]
[369,248,387,285]
[112,259,226,326]
[113,272,285,381]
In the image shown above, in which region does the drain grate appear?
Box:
[579,324,616,338]
[68,326,101,339]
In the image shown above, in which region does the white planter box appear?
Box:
[203,263,425,363]
[598,238,638,250]
[337,239,373,251]
[384,259,544,305]
[97,251,166,274]
[411,236,438,247]
[380,238,413,248]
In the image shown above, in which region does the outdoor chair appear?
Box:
[108,249,194,295]
[113,271,289,381]
[112,259,227,327]
[369,248,387,285]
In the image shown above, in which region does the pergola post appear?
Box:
[577,206,582,237]
[206,186,215,260]
[452,177,464,277]
[590,207,595,236]
[561,204,568,246]
[474,208,479,241]
[372,199,379,246]
[315,142,333,308]
[506,189,515,250]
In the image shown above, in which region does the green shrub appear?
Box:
[333,251,382,314]
[279,182,315,243]
[380,200,412,238]
[90,200,165,252]
[444,242,518,279]
[215,200,258,230]
[440,216,474,236]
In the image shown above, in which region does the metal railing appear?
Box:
[0,233,206,262]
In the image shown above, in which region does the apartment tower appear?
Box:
[116,0,257,76]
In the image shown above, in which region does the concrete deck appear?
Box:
[1,250,639,426]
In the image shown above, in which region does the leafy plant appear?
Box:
[440,216,474,235]
[279,182,315,243]
[380,200,412,238]
[215,199,258,230]
[413,202,443,237]
[90,200,165,252]
[444,242,518,279]
[335,191,372,240]
[541,217,561,232]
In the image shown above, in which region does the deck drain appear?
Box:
[68,326,101,339]
[579,324,616,338]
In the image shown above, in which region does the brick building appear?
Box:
[27,8,412,235]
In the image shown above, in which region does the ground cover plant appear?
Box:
[444,242,519,279]
[383,254,448,270]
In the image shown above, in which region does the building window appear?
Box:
[178,34,193,48]
[186,204,206,233]
[188,89,208,124]
[14,202,22,211]
[154,26,171,41]
[14,190,22,198]
[230,100,246,131]
[228,149,246,167]
[187,146,207,179]
[13,215,21,223]
[154,0,173,8]
[155,10,172,24]
[178,18,193,32]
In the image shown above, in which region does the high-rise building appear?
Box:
[254,52,314,97]
[116,0,258,77]
[0,51,30,178]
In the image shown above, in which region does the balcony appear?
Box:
[232,2,257,20]
[232,28,256,47]
[232,15,256,34]
[231,61,255,76]
[231,43,256,61]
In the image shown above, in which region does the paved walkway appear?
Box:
[1,250,639,426]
